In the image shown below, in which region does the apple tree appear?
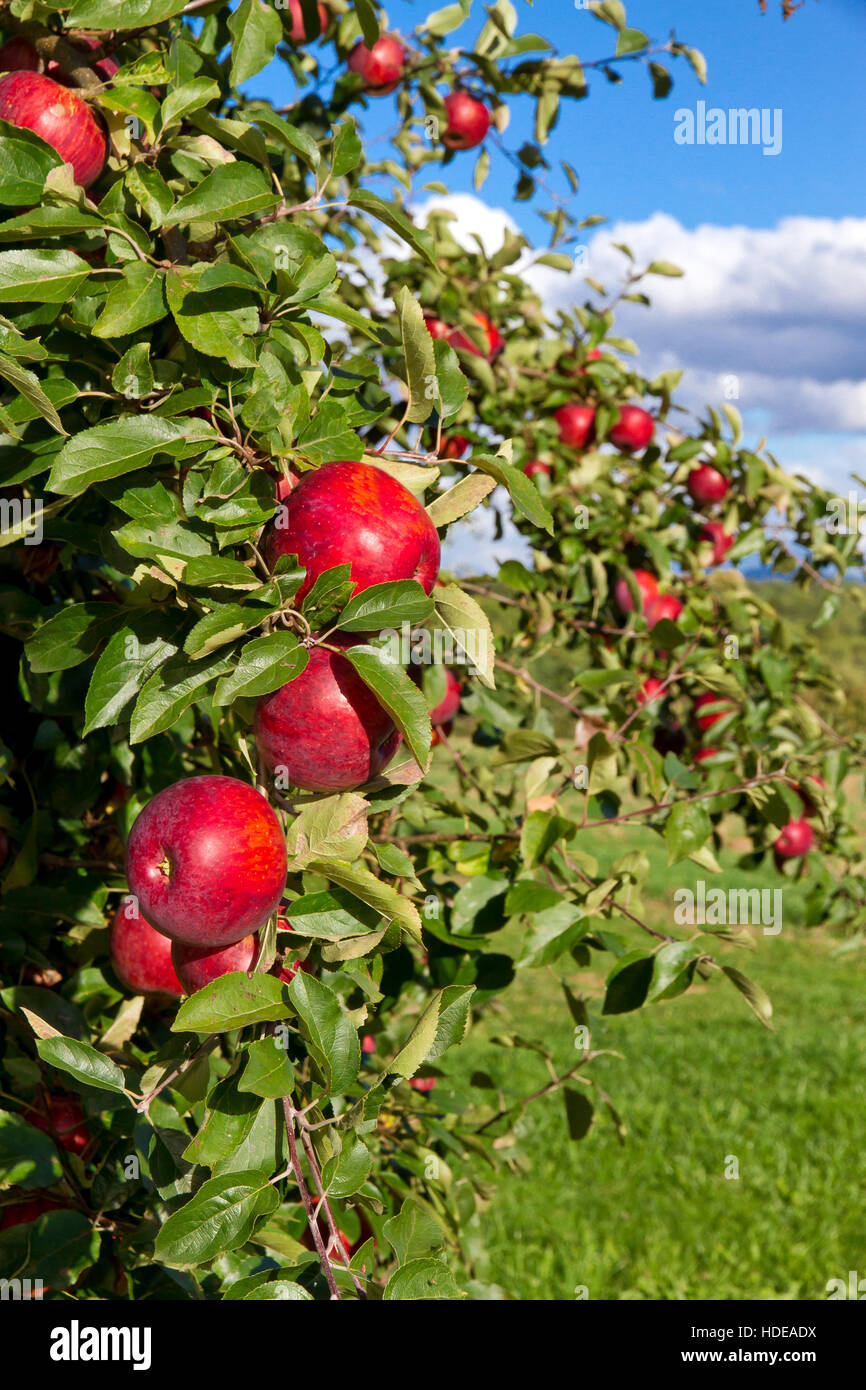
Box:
[0,0,861,1301]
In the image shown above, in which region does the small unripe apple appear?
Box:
[442,90,491,150]
[637,676,664,706]
[441,435,469,459]
[109,900,183,998]
[450,311,503,361]
[609,405,654,453]
[255,636,401,793]
[688,463,729,505]
[614,568,659,615]
[694,692,736,730]
[172,934,259,994]
[0,71,107,187]
[774,818,814,860]
[524,459,551,478]
[265,460,440,605]
[286,0,329,42]
[126,776,287,948]
[430,669,461,725]
[554,403,595,449]
[0,38,40,72]
[645,594,683,629]
[27,1094,92,1157]
[347,35,405,94]
[699,520,735,566]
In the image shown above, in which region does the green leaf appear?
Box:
[183,604,268,659]
[0,353,65,433]
[288,973,360,1095]
[563,1085,594,1140]
[645,260,684,277]
[92,263,167,337]
[172,973,291,1034]
[306,861,422,942]
[383,1198,448,1265]
[214,632,308,706]
[165,263,260,369]
[390,985,474,1077]
[430,583,496,689]
[154,1171,279,1267]
[285,796,369,868]
[721,965,774,1030]
[602,950,655,1015]
[27,603,126,674]
[130,650,235,743]
[160,78,221,133]
[229,0,285,83]
[395,285,437,424]
[348,190,437,268]
[426,472,496,527]
[470,453,554,534]
[83,614,182,735]
[0,119,61,205]
[322,1137,371,1198]
[0,1112,63,1190]
[384,1257,461,1300]
[665,801,712,864]
[281,888,379,939]
[36,1037,128,1095]
[344,643,432,769]
[242,1279,312,1300]
[162,164,280,226]
[48,416,199,496]
[337,579,433,633]
[0,248,89,304]
[238,1038,295,1100]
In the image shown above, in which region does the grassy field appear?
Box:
[445,824,866,1300]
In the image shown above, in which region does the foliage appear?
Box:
[0,0,861,1301]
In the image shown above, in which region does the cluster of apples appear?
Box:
[347,30,492,149]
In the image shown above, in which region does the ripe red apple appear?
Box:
[109,900,183,998]
[614,568,659,615]
[694,692,736,730]
[430,669,461,725]
[27,1094,92,1157]
[441,435,469,459]
[47,35,120,85]
[0,38,40,72]
[126,776,287,948]
[347,35,405,93]
[0,1195,63,1229]
[637,676,664,706]
[172,933,259,994]
[441,90,491,150]
[555,403,595,449]
[361,1034,376,1054]
[609,405,654,453]
[0,71,107,187]
[286,0,329,42]
[645,594,683,629]
[576,347,603,376]
[409,1076,436,1092]
[774,818,814,860]
[524,459,552,478]
[424,315,451,341]
[265,460,440,605]
[700,520,735,566]
[450,311,503,361]
[688,463,729,506]
[255,636,401,793]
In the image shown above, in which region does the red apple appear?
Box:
[172,933,259,994]
[524,459,552,478]
[430,669,461,725]
[645,593,683,629]
[0,71,107,187]
[361,1034,376,1054]
[609,405,654,453]
[441,435,469,459]
[576,348,603,375]
[0,1195,64,1230]
[286,0,329,42]
[694,692,735,730]
[27,1094,92,1157]
[614,568,659,615]
[109,900,183,998]
[694,746,720,765]
[700,520,735,566]
[126,776,287,948]
[409,1076,436,1092]
[555,403,595,449]
[347,35,405,94]
[265,460,440,605]
[424,316,451,341]
[255,636,401,793]
[636,676,664,706]
[0,38,40,72]
[441,90,491,150]
[774,818,814,860]
[653,720,686,757]
[450,311,503,360]
[688,463,729,506]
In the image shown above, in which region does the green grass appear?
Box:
[445,825,866,1300]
